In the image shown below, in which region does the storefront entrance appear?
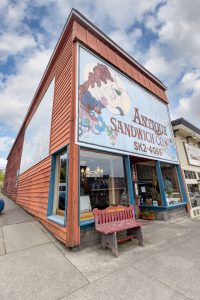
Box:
[79,148,186,224]
[131,156,183,218]
[131,158,160,217]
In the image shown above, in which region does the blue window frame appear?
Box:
[79,149,132,227]
[47,145,68,226]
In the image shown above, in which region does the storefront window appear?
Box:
[47,146,68,225]
[136,162,162,206]
[80,149,129,222]
[160,163,181,205]
[53,150,67,216]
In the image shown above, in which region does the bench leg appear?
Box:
[127,227,144,247]
[101,233,118,257]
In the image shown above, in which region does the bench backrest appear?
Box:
[93,205,135,227]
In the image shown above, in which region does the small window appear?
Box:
[160,163,182,205]
[47,146,68,225]
[53,150,67,216]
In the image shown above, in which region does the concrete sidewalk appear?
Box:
[0,194,200,300]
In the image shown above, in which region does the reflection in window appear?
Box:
[160,163,182,205]
[20,79,54,174]
[80,150,129,221]
[136,162,161,206]
[53,150,67,216]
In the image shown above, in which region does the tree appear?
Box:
[0,170,5,184]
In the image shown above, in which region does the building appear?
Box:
[172,118,200,199]
[3,9,188,247]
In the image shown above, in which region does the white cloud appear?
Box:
[0,157,7,169]
[0,33,36,61]
[0,48,52,128]
[171,70,200,126]
[144,44,172,79]
[0,0,29,31]
[0,136,14,152]
[90,0,162,31]
[109,28,142,55]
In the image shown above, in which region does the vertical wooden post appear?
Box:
[125,156,136,212]
[66,143,80,246]
[66,40,80,247]
[156,160,168,207]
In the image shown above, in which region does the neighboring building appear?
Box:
[3,9,188,248]
[172,118,200,200]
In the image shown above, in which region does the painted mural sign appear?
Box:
[185,143,200,167]
[77,46,178,163]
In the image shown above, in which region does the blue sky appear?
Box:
[1,0,200,169]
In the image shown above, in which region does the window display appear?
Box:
[160,163,182,205]
[136,162,161,206]
[53,150,67,216]
[80,149,129,222]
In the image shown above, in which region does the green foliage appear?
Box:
[167,186,173,197]
[142,210,156,217]
[0,170,4,183]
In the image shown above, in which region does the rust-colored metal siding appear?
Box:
[50,32,73,153]
[4,31,73,244]
[73,20,168,103]
[3,129,25,200]
[3,14,170,246]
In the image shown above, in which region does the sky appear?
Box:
[0,0,200,169]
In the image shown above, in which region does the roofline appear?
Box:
[72,9,166,89]
[7,9,74,160]
[172,118,200,136]
[7,8,167,159]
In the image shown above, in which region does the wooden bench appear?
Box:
[93,205,144,257]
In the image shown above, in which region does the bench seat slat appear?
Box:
[96,220,144,234]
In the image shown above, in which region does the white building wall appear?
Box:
[174,134,200,189]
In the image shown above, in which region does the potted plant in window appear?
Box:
[167,186,173,197]
[141,210,156,220]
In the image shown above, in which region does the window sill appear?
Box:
[139,203,186,210]
[47,215,65,227]
[80,219,95,227]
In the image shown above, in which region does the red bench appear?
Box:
[93,205,144,257]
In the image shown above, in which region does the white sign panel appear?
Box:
[77,46,178,163]
[20,79,55,173]
[185,143,200,167]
